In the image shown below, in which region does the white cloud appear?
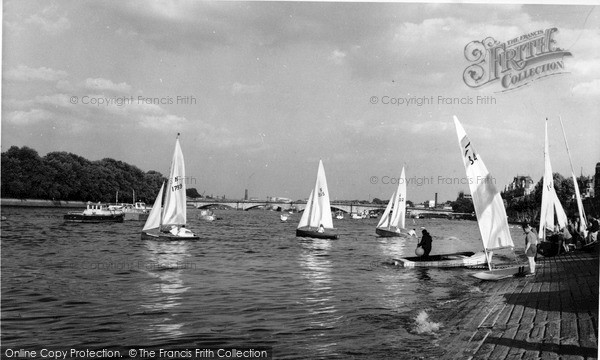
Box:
[572,79,600,96]
[84,78,132,94]
[4,65,67,82]
[25,5,71,35]
[4,109,51,125]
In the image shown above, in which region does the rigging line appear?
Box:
[566,6,596,51]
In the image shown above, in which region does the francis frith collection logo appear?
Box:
[463,28,572,91]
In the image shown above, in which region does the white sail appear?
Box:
[298,160,334,229]
[559,116,588,237]
[390,167,407,229]
[377,190,395,228]
[142,182,164,231]
[539,120,568,238]
[162,136,187,226]
[297,190,314,229]
[377,167,407,230]
[453,116,514,259]
[311,160,334,229]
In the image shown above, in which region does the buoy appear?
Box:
[415,247,425,256]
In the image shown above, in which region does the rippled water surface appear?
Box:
[1,207,527,359]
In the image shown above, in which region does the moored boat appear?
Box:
[394,251,487,268]
[536,119,569,257]
[199,209,216,221]
[123,201,150,221]
[64,202,124,223]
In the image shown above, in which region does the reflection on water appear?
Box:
[297,239,339,356]
[375,237,412,311]
[141,240,190,338]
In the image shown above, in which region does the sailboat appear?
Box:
[450,117,516,276]
[141,134,199,240]
[394,122,494,268]
[559,116,588,239]
[296,160,338,240]
[537,119,568,256]
[376,167,409,237]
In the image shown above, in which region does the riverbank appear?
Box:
[436,249,599,359]
[1,198,88,208]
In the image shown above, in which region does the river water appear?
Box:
[1,207,527,359]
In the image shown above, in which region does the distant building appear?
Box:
[505,175,535,196]
[581,175,595,198]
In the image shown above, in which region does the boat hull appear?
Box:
[141,230,200,241]
[296,228,338,240]
[471,265,530,281]
[537,241,561,257]
[394,251,487,268]
[64,214,124,223]
[123,212,149,221]
[375,227,411,238]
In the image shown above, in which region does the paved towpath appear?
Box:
[436,249,598,359]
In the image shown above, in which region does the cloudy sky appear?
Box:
[3,1,599,203]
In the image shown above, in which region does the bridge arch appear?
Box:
[195,203,235,210]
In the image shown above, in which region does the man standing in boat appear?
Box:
[418,229,433,257]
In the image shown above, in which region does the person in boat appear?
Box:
[586,216,599,245]
[567,218,581,249]
[317,224,325,233]
[417,229,432,257]
[561,225,573,253]
[549,225,566,255]
[169,226,179,236]
[408,228,417,237]
[522,223,537,276]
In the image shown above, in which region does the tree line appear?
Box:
[2,146,169,203]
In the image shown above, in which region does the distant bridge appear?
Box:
[189,199,386,213]
[188,199,465,218]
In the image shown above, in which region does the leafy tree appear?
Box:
[1,146,165,202]
[187,188,201,198]
[452,191,474,213]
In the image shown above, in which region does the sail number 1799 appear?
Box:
[171,184,183,192]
